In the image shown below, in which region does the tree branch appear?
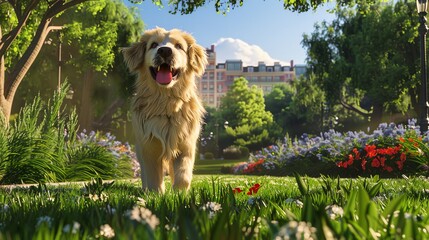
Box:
[46,0,87,19]
[340,98,371,117]
[0,26,4,97]
[0,0,40,59]
[3,0,88,102]
[5,16,52,101]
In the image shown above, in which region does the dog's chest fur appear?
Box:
[132,88,203,159]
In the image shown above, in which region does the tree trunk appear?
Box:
[1,19,55,123]
[371,103,384,125]
[79,69,94,131]
[0,26,8,122]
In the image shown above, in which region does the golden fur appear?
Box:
[123,28,207,192]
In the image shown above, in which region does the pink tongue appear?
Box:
[156,67,173,85]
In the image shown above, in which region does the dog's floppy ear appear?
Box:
[122,42,146,72]
[188,43,208,77]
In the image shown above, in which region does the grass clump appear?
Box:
[0,84,133,184]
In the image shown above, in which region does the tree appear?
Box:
[141,0,383,14]
[302,1,419,124]
[61,0,143,131]
[0,0,385,124]
[265,83,294,135]
[219,77,277,150]
[0,0,88,122]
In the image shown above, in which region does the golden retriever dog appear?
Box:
[122,28,207,192]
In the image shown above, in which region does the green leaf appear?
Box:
[294,172,308,196]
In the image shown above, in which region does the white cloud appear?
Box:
[213,38,289,66]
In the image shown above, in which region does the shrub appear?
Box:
[239,146,250,158]
[234,119,429,177]
[66,130,134,180]
[222,145,242,159]
[0,84,134,184]
[203,152,214,160]
[0,84,78,184]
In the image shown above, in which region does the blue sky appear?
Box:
[128,1,336,65]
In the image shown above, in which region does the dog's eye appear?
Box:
[150,42,158,49]
[175,43,183,50]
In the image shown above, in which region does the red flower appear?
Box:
[385,166,393,172]
[247,183,261,195]
[352,148,361,159]
[396,160,404,170]
[365,145,377,158]
[232,187,243,194]
[361,158,367,170]
[400,153,406,162]
[337,161,348,168]
[371,158,381,168]
[379,156,386,167]
[347,154,354,165]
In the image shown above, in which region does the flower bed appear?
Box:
[229,119,429,177]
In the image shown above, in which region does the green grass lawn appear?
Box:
[1,174,429,239]
[193,158,246,174]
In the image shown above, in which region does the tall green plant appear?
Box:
[0,83,78,184]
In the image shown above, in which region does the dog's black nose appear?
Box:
[157,47,172,58]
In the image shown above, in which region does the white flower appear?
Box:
[89,192,108,202]
[325,204,344,220]
[275,221,317,240]
[165,224,178,232]
[126,206,160,230]
[36,216,53,228]
[285,198,303,208]
[295,200,304,208]
[202,202,222,212]
[63,221,80,234]
[99,224,115,239]
[137,197,146,207]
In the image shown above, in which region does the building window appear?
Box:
[209,84,214,89]
[248,67,254,72]
[226,62,242,71]
[274,76,280,81]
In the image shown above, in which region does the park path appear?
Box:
[0,179,140,190]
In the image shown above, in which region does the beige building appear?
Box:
[198,45,297,108]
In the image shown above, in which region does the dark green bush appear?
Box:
[239,146,250,158]
[0,83,133,184]
[65,144,121,181]
[0,85,77,184]
[203,152,214,160]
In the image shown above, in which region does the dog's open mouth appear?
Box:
[150,64,179,85]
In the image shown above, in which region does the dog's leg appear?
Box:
[135,143,148,189]
[171,145,196,191]
[139,138,165,193]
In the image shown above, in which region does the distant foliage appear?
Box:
[203,152,215,160]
